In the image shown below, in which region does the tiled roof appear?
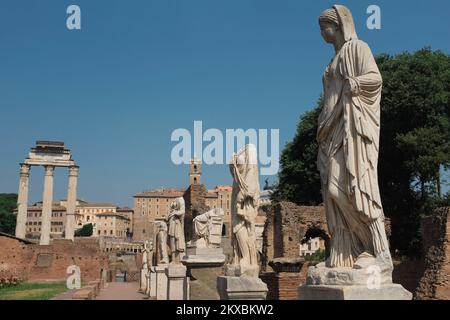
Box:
[134,188,185,198]
[77,202,117,208]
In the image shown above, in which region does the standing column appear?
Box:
[15,164,31,238]
[65,166,79,241]
[40,165,55,245]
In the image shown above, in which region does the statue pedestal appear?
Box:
[139,268,147,293]
[155,265,168,300]
[166,264,189,300]
[182,247,226,300]
[298,284,412,300]
[217,275,268,300]
[149,267,157,298]
[298,263,412,300]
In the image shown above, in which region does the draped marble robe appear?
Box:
[229,144,261,277]
[167,197,186,263]
[140,241,149,292]
[317,5,392,269]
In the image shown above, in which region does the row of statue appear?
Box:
[140,5,394,294]
[139,143,262,284]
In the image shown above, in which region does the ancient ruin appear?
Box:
[15,141,79,244]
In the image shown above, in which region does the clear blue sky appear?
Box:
[0,1,449,207]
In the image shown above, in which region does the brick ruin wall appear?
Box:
[261,202,450,299]
[414,207,450,300]
[262,201,327,271]
[0,236,108,283]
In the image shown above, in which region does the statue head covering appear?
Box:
[319,4,358,42]
[319,8,339,26]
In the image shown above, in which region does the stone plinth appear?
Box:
[145,270,151,296]
[217,276,268,300]
[182,247,226,300]
[298,284,412,300]
[166,264,189,300]
[149,267,157,298]
[155,265,168,300]
[184,247,226,267]
[299,260,412,300]
[139,269,147,293]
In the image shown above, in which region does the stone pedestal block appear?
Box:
[182,248,226,300]
[145,270,151,296]
[217,276,268,300]
[149,267,157,298]
[155,265,168,300]
[298,284,413,300]
[139,269,147,293]
[166,264,189,300]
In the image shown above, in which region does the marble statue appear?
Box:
[167,197,186,264]
[315,4,392,277]
[156,221,169,265]
[229,144,260,277]
[139,241,150,292]
[193,208,224,248]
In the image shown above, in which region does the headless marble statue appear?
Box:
[167,197,186,264]
[228,144,261,278]
[156,221,169,265]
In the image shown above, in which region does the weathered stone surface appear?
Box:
[149,267,157,298]
[193,208,224,248]
[88,280,101,295]
[188,265,224,300]
[166,264,189,300]
[183,247,226,267]
[0,235,107,282]
[155,265,168,300]
[298,284,412,300]
[217,275,268,300]
[306,260,393,286]
[84,284,98,297]
[269,257,305,273]
[415,207,450,300]
[261,202,327,271]
[72,288,93,300]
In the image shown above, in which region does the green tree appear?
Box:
[272,98,323,205]
[0,193,18,234]
[74,223,93,237]
[273,48,450,257]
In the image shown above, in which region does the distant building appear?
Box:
[299,237,326,257]
[133,159,232,242]
[16,199,132,240]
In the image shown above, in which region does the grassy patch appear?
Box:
[0,281,69,300]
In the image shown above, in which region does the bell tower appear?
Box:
[189,157,201,186]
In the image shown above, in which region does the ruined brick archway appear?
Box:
[261,201,328,270]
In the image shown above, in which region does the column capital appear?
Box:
[68,165,79,177]
[19,163,31,176]
[44,165,55,176]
